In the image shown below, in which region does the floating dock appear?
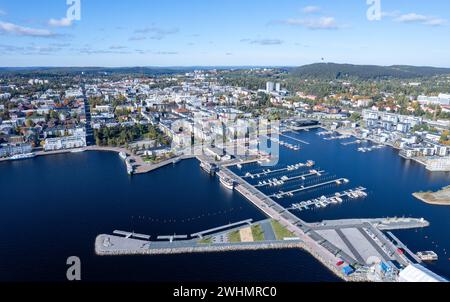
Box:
[288,187,368,211]
[254,170,325,188]
[279,133,310,145]
[324,135,352,141]
[242,161,315,179]
[270,178,350,199]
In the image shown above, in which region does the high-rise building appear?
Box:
[275,83,281,92]
[266,82,274,93]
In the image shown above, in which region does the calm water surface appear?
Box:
[1,128,449,281]
[0,149,339,282]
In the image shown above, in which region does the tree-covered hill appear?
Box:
[289,63,450,80]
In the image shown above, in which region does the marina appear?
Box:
[242,160,315,179]
[269,178,350,199]
[98,152,432,281]
[254,170,325,188]
[341,140,366,146]
[262,135,302,150]
[358,145,386,153]
[288,187,368,211]
[324,135,352,141]
[215,159,429,280]
[317,131,335,136]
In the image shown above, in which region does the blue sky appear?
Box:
[0,0,449,67]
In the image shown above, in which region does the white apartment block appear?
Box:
[44,135,86,151]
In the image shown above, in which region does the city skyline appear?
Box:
[0,0,450,67]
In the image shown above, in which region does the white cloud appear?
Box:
[394,13,447,26]
[134,26,179,40]
[281,17,340,30]
[48,18,73,27]
[0,21,55,37]
[302,6,321,14]
[381,11,401,18]
[395,13,428,22]
[423,18,447,26]
[0,43,64,55]
[109,45,127,50]
[241,38,284,46]
[155,51,178,55]
[129,36,146,41]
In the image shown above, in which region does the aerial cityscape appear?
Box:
[0,0,449,289]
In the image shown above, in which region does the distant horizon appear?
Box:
[2,62,450,69]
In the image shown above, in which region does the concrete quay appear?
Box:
[216,162,431,281]
[219,167,362,281]
[95,234,303,256]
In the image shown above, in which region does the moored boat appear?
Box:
[416,251,438,261]
[9,153,35,161]
[119,152,127,160]
[219,177,235,190]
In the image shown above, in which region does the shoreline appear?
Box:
[330,126,450,172]
[95,234,358,280]
[0,145,194,175]
[413,190,450,206]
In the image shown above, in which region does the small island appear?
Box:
[413,186,450,206]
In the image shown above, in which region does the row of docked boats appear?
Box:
[267,137,301,151]
[290,188,368,211]
[323,134,351,141]
[8,153,36,161]
[317,131,334,136]
[258,176,288,187]
[287,160,315,171]
[279,141,300,151]
[358,145,386,153]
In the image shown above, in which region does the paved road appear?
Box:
[335,229,365,265]
[358,227,392,264]
[260,220,277,241]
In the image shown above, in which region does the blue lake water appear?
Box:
[0,128,449,281]
[230,129,450,279]
[0,150,339,282]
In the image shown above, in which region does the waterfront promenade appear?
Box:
[96,235,303,256]
[219,166,360,281]
[0,145,196,175]
[215,160,431,281]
